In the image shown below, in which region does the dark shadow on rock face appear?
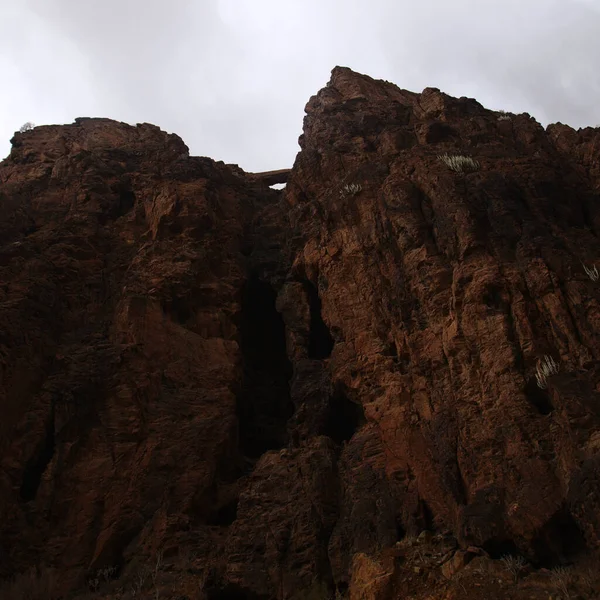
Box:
[530,507,587,567]
[482,538,521,560]
[524,378,554,415]
[417,499,435,532]
[238,273,294,458]
[106,185,136,220]
[321,387,365,445]
[304,281,334,360]
[162,296,193,324]
[206,583,274,600]
[20,404,55,502]
[206,497,239,528]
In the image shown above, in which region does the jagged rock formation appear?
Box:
[1,68,600,600]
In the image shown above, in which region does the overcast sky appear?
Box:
[1,0,599,172]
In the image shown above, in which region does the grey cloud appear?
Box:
[1,0,599,170]
[375,0,600,125]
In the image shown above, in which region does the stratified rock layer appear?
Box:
[1,68,600,600]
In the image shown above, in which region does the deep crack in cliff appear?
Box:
[238,271,294,458]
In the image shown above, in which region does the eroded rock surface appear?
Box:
[1,68,600,600]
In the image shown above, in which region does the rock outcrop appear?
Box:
[1,68,600,600]
[250,169,291,186]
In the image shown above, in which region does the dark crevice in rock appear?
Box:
[382,340,398,357]
[304,281,334,359]
[530,507,587,567]
[396,521,407,540]
[206,584,274,600]
[238,273,294,458]
[240,242,253,257]
[504,302,525,372]
[321,387,365,445]
[115,189,135,218]
[162,297,192,324]
[207,497,239,527]
[23,222,39,236]
[97,184,136,225]
[89,526,139,577]
[524,378,554,415]
[483,284,505,311]
[419,499,435,532]
[20,402,55,502]
[482,539,521,560]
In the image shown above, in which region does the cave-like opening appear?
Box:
[238,274,294,458]
[321,387,365,445]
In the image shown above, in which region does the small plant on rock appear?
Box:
[131,565,151,596]
[583,263,599,282]
[151,549,163,599]
[18,122,34,133]
[87,566,117,593]
[500,554,527,582]
[437,153,480,173]
[339,183,362,197]
[535,355,559,389]
[551,566,574,599]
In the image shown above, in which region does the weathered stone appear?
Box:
[348,553,394,600]
[287,66,600,562]
[441,549,479,579]
[2,66,600,600]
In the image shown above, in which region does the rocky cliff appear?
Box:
[1,67,600,600]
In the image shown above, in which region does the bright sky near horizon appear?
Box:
[1,0,599,172]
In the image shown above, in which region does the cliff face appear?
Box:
[1,68,600,600]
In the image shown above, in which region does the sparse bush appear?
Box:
[18,122,34,133]
[437,153,480,173]
[131,565,151,596]
[578,564,596,595]
[551,566,574,599]
[583,263,599,282]
[497,115,512,121]
[339,183,362,197]
[500,554,527,582]
[151,550,163,599]
[535,355,559,389]
[87,565,117,592]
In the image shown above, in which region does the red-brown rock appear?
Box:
[287,66,600,568]
[1,67,600,600]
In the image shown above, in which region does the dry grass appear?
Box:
[583,263,599,281]
[500,554,527,582]
[550,566,575,599]
[437,153,480,173]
